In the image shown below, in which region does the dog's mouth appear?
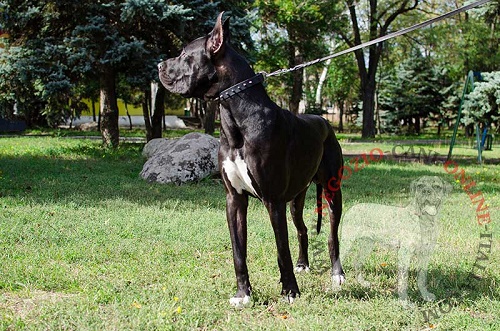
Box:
[423,204,437,216]
[162,77,173,86]
[159,73,173,87]
[421,200,441,216]
[160,75,185,95]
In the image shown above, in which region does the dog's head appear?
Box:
[158,12,229,99]
[411,176,452,217]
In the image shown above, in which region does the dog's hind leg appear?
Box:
[290,188,309,273]
[326,187,345,289]
[317,134,345,290]
[353,238,375,288]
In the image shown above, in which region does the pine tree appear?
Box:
[462,71,500,130]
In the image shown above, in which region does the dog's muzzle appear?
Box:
[158,61,177,91]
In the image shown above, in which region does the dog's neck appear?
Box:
[215,47,256,88]
[215,47,278,142]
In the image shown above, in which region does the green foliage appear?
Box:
[0,0,256,132]
[374,0,500,135]
[254,0,344,107]
[0,40,76,126]
[324,54,359,115]
[0,0,498,136]
[378,50,450,134]
[462,71,500,127]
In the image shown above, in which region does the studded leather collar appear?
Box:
[218,73,265,101]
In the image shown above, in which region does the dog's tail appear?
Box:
[316,183,323,234]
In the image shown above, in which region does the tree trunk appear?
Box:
[142,91,153,142]
[195,99,203,128]
[152,84,165,139]
[361,75,377,138]
[124,102,132,130]
[91,97,97,122]
[375,89,381,135]
[98,106,101,131]
[315,59,331,110]
[339,102,344,133]
[289,66,303,114]
[414,116,421,134]
[99,67,119,148]
[204,100,217,136]
[287,29,303,115]
[352,41,379,138]
[345,0,419,138]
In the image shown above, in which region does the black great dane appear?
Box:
[158,12,344,307]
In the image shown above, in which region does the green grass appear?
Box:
[0,137,499,330]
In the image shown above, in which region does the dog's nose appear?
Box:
[158,62,164,71]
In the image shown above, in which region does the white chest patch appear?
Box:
[222,154,258,197]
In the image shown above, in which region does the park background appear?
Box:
[0,0,499,145]
[1,1,499,330]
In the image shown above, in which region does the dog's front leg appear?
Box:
[397,248,412,303]
[416,243,436,301]
[417,268,436,302]
[226,192,252,307]
[265,201,300,302]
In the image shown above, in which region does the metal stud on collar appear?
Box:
[218,73,265,101]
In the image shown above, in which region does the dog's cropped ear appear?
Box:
[441,178,453,195]
[410,179,418,196]
[208,12,230,57]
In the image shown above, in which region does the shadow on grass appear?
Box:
[0,142,224,209]
[2,145,498,209]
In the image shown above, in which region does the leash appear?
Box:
[265,0,492,78]
[219,0,491,100]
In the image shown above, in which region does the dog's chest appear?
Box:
[222,153,258,197]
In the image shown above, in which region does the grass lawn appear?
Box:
[0,136,498,330]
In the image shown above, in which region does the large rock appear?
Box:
[76,121,98,131]
[140,132,220,184]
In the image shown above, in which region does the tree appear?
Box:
[322,53,359,132]
[119,0,193,141]
[0,1,84,127]
[66,1,189,147]
[256,0,343,114]
[378,50,447,134]
[340,0,421,138]
[461,71,500,130]
[0,0,190,146]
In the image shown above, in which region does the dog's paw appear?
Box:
[421,291,436,302]
[356,274,371,288]
[282,293,296,304]
[229,295,252,308]
[294,265,310,273]
[331,274,345,291]
[399,298,417,309]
